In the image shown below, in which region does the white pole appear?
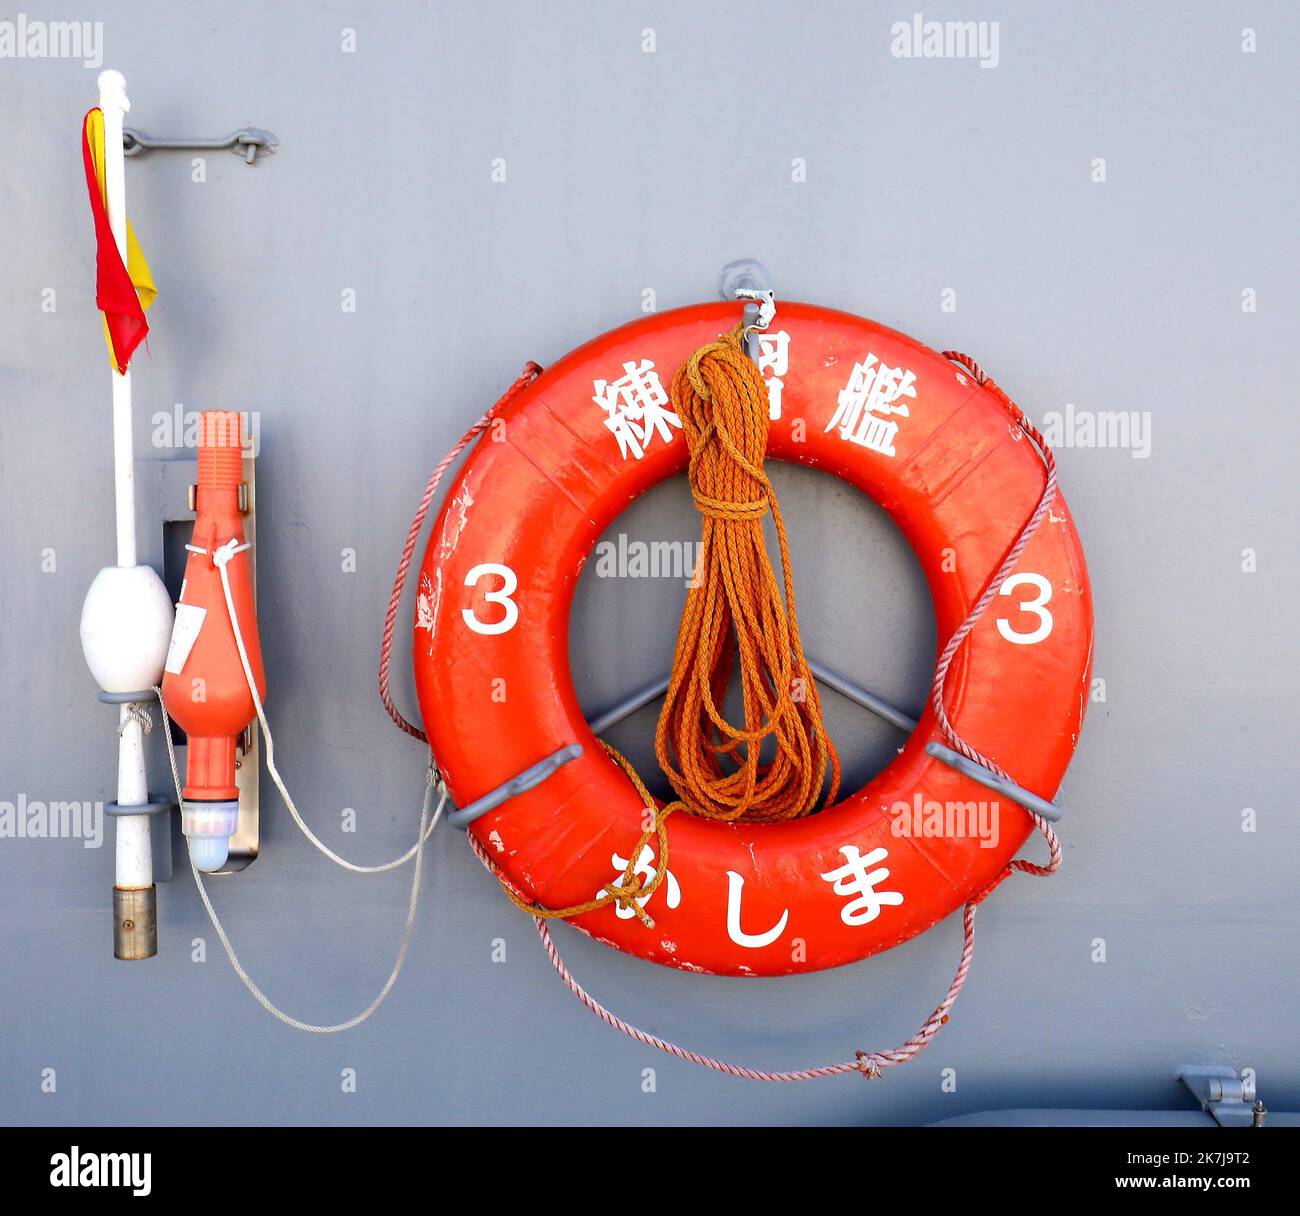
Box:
[98,69,137,569]
[115,711,153,889]
[97,69,153,899]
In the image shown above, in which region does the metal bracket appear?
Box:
[807,658,919,734]
[188,482,248,514]
[924,742,1063,822]
[97,688,160,705]
[447,657,1064,829]
[122,126,278,165]
[446,744,583,829]
[104,798,172,818]
[1177,1066,1263,1127]
[588,675,671,736]
[94,687,174,881]
[736,288,776,336]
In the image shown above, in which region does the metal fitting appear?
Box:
[113,886,158,960]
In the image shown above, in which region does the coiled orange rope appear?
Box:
[656,324,839,822]
[496,323,839,926]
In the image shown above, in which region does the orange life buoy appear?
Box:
[413,302,1092,976]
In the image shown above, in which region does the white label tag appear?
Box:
[164,603,207,676]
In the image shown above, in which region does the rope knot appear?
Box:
[602,871,656,928]
[118,702,153,736]
[855,1051,882,1079]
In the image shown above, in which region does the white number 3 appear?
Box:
[462,563,519,635]
[996,572,1053,645]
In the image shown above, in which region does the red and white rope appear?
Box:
[470,832,979,1080]
[379,362,543,742]
[933,351,1062,886]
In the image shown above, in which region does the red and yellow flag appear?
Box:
[82,107,156,374]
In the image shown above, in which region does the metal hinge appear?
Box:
[1177,1065,1265,1127]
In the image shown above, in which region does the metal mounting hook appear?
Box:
[719,259,776,361]
[122,126,279,165]
[736,287,776,336]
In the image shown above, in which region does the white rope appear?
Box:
[203,537,440,872]
[154,536,444,1031]
[118,701,153,735]
[155,697,443,1032]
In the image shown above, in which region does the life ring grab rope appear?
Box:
[378,346,1063,1079]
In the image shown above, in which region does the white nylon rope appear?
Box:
[200,539,441,872]
[156,538,445,1032]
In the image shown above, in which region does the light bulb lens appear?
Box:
[181,799,239,873]
[188,835,230,872]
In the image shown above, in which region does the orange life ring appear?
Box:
[413,302,1092,976]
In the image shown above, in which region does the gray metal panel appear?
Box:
[0,0,1296,1126]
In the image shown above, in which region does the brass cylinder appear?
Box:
[113,886,157,960]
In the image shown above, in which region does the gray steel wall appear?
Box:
[2,0,1295,1126]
